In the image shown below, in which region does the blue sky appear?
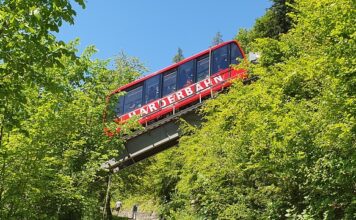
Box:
[57,0,271,73]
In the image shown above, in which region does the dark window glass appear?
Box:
[144,75,161,104]
[177,60,195,89]
[162,70,177,96]
[196,55,209,82]
[212,45,229,74]
[230,43,243,65]
[115,95,125,116]
[123,86,143,113]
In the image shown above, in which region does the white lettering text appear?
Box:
[213,75,224,84]
[176,91,185,100]
[148,103,157,112]
[184,87,193,96]
[203,78,211,87]
[160,99,167,108]
[196,83,204,92]
[167,94,175,104]
[140,107,148,115]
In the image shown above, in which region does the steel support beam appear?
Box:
[104,105,203,173]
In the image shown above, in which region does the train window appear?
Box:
[144,75,161,104]
[162,70,177,96]
[212,45,229,75]
[177,60,195,89]
[123,86,143,113]
[115,95,125,116]
[230,43,243,65]
[196,55,209,82]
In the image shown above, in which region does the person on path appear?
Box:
[114,200,122,214]
[132,204,138,219]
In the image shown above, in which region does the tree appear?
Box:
[0,0,87,218]
[253,0,294,39]
[0,0,149,218]
[174,0,354,218]
[172,47,184,63]
[212,32,223,46]
[118,0,355,218]
[270,0,294,34]
[0,0,86,126]
[236,0,294,53]
[0,42,146,218]
[0,0,87,184]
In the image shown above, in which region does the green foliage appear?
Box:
[117,0,355,219]
[236,0,294,53]
[173,48,184,63]
[0,46,146,218]
[0,0,146,217]
[2,0,353,219]
[255,0,294,39]
[113,52,147,86]
[0,0,86,123]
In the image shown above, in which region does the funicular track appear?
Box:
[123,100,204,141]
[102,75,259,173]
[105,97,205,173]
[103,80,220,173]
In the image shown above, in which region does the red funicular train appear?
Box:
[104,40,247,136]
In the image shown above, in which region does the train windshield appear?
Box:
[123,86,143,114]
[212,45,229,75]
[230,43,243,64]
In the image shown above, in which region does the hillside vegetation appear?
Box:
[114,0,355,219]
[0,1,146,218]
[0,0,354,219]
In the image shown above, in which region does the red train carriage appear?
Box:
[104,40,247,136]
